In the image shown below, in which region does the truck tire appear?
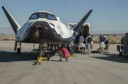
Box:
[47,57,50,61]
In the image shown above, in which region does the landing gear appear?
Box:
[47,54,50,61]
[17,48,21,55]
[14,41,22,55]
[119,52,123,56]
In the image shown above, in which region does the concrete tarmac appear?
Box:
[0,41,128,84]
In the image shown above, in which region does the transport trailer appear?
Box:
[117,44,124,56]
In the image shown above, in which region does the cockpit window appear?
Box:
[29,13,38,19]
[29,12,57,20]
[39,13,46,18]
[47,14,57,20]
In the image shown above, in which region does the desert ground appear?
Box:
[0,41,128,84]
[0,34,15,41]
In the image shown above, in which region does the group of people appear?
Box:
[35,34,110,64]
[77,35,93,54]
[78,34,110,54]
[33,33,128,65]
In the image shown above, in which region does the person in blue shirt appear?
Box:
[85,35,93,54]
[99,34,106,53]
[78,35,84,52]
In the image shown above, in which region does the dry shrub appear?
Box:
[0,34,15,41]
[3,38,10,41]
[106,35,122,44]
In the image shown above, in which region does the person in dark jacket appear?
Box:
[121,33,128,60]
[104,39,110,53]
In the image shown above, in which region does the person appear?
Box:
[104,39,110,53]
[121,33,128,60]
[90,35,95,49]
[58,46,70,62]
[85,35,92,54]
[68,42,74,56]
[99,34,106,53]
[78,35,84,52]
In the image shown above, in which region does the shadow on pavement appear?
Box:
[0,51,38,62]
[92,53,128,63]
[50,59,67,62]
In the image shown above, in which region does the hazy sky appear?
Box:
[0,0,128,34]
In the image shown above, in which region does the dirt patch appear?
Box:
[0,34,15,41]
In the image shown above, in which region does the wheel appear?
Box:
[47,54,50,61]
[17,48,21,55]
[119,52,122,56]
[47,57,50,61]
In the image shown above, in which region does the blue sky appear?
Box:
[0,0,128,34]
